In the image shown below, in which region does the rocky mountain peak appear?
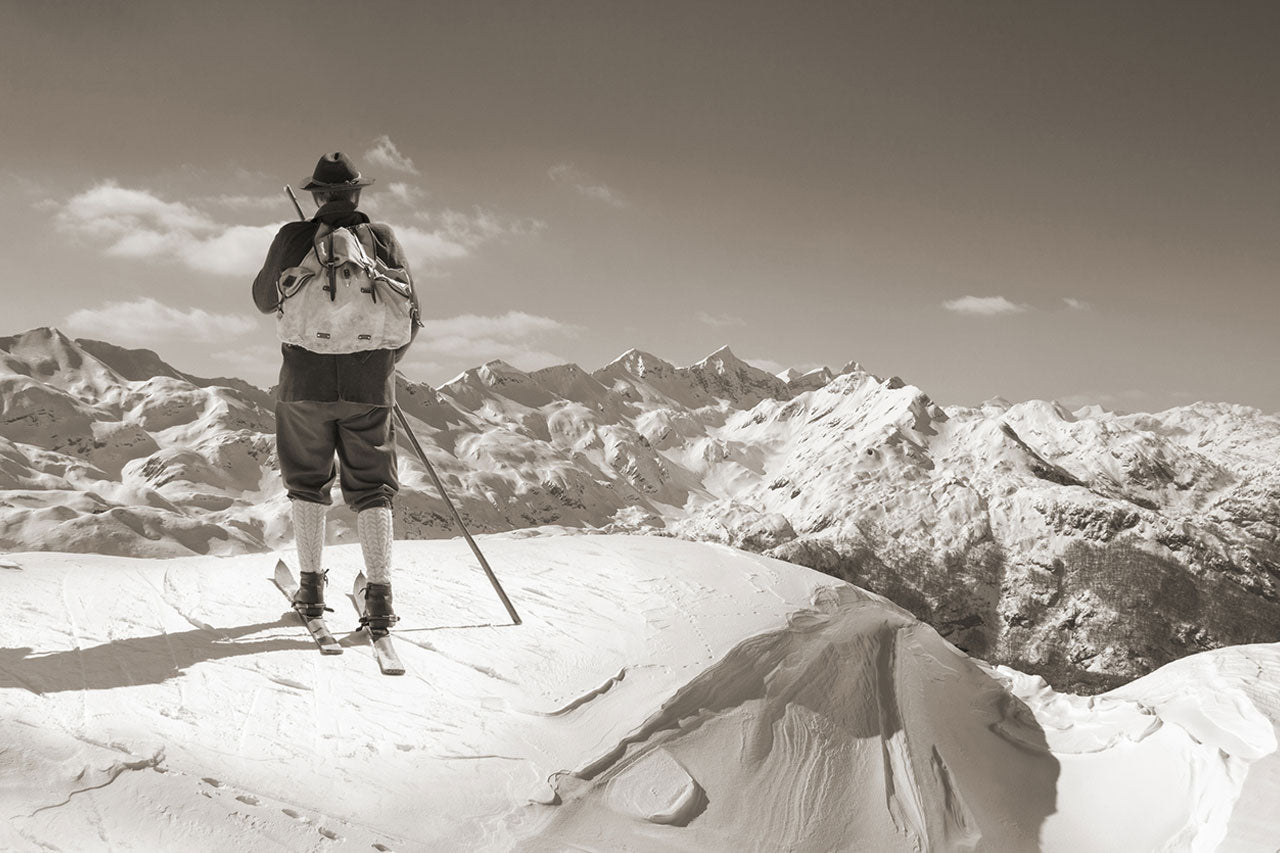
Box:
[693,344,744,369]
[599,348,678,380]
[683,345,789,407]
[529,362,611,403]
[783,366,835,393]
[478,359,530,383]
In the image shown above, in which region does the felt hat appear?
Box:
[300,152,375,191]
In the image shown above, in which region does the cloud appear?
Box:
[55,182,283,277]
[391,225,473,264]
[387,182,427,206]
[178,224,287,276]
[64,298,255,345]
[942,295,1028,316]
[60,182,213,235]
[364,135,419,175]
[197,193,287,211]
[1062,297,1092,311]
[420,312,572,341]
[393,207,545,268]
[696,311,747,328]
[399,311,578,379]
[548,163,628,208]
[3,172,55,206]
[53,181,536,279]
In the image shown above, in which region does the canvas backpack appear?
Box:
[275,223,416,354]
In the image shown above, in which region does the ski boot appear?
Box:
[359,582,400,636]
[293,569,331,618]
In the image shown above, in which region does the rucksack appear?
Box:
[275,223,416,354]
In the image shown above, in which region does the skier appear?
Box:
[252,151,420,636]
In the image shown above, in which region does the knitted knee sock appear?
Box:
[292,499,327,575]
[357,507,394,585]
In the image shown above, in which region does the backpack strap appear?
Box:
[311,223,333,263]
[354,222,375,254]
[309,223,338,301]
[360,223,413,300]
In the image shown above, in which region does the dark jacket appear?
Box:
[252,201,420,405]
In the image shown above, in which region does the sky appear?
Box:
[3,1,1278,412]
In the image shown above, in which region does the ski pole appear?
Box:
[393,403,522,625]
[285,185,307,220]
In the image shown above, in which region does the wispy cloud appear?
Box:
[399,311,578,380]
[364,135,419,175]
[387,182,427,206]
[3,171,53,205]
[942,295,1028,316]
[391,225,473,263]
[197,193,285,211]
[64,297,255,345]
[393,207,545,269]
[421,312,572,340]
[55,182,282,277]
[696,311,747,328]
[1062,297,1092,311]
[548,163,628,208]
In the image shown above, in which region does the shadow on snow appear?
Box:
[0,616,322,694]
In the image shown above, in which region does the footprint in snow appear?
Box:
[282,807,306,821]
[201,777,224,788]
[318,827,341,841]
[235,794,260,806]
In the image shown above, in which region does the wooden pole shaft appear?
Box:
[393,403,522,625]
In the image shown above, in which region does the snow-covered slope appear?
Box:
[0,328,276,556]
[2,327,1278,692]
[2,536,1276,852]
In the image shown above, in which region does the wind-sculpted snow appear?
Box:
[0,537,1275,851]
[1,326,1278,691]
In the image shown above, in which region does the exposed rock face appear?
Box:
[2,327,1277,690]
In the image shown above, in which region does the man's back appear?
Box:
[252,198,419,405]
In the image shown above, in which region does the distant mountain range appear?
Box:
[2,326,1277,691]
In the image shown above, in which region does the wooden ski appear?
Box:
[350,571,405,676]
[273,560,343,655]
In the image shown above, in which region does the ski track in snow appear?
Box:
[157,567,216,631]
[28,749,166,818]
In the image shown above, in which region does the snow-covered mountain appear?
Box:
[2,536,1276,851]
[2,327,1277,692]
